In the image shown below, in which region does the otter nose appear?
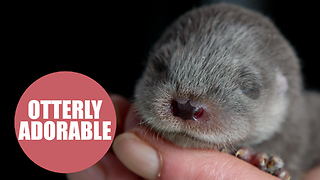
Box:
[171,100,203,121]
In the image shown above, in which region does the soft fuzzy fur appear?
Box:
[134,4,320,179]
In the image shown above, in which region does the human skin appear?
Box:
[66,94,319,180]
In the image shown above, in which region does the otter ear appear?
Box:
[276,73,288,96]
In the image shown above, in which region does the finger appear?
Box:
[113,128,280,180]
[66,164,105,180]
[67,152,140,180]
[110,94,131,135]
[97,151,141,180]
[124,105,141,131]
[97,94,140,179]
[304,166,320,180]
[113,132,160,180]
[67,94,139,180]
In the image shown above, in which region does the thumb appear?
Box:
[112,128,279,180]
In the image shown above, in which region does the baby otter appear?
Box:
[134,4,320,179]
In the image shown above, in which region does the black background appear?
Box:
[7,1,319,179]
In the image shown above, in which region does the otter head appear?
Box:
[134,4,301,149]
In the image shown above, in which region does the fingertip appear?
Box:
[110,94,131,113]
[112,132,160,180]
[110,94,131,134]
[124,105,141,130]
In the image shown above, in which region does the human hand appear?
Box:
[67,94,320,180]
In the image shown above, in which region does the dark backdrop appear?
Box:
[8,1,319,179]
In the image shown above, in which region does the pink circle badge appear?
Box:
[14,71,116,173]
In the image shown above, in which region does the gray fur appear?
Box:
[134,4,320,179]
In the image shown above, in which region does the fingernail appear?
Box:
[112,132,160,180]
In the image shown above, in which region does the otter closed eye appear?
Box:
[134,3,320,180]
[238,68,261,100]
[239,78,261,100]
